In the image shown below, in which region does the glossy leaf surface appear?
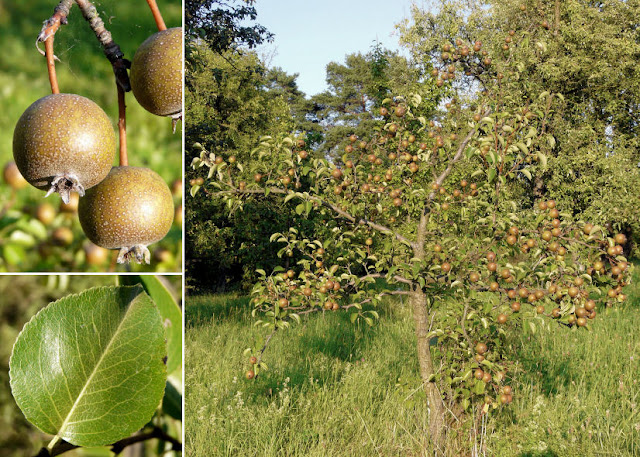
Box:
[119,275,182,374]
[9,285,167,447]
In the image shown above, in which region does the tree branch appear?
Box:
[358,272,415,286]
[416,123,481,255]
[428,124,480,201]
[255,326,278,370]
[38,0,74,44]
[34,427,181,457]
[215,187,416,247]
[74,0,131,91]
[110,428,182,454]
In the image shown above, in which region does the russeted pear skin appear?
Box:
[78,166,173,251]
[13,93,115,194]
[130,27,183,117]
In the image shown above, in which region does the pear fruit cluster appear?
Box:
[11,26,182,265]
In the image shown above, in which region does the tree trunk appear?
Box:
[410,288,447,454]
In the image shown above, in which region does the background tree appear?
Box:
[308,44,442,158]
[185,0,272,55]
[398,0,640,249]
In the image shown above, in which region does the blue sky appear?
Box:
[254,0,423,97]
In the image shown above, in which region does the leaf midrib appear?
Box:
[55,292,144,441]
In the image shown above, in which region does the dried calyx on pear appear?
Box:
[78,166,174,264]
[12,93,116,204]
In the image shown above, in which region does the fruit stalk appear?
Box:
[117,85,128,166]
[74,0,131,91]
[145,0,167,31]
[44,37,60,94]
[39,0,74,94]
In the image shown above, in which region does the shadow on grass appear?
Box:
[185,294,253,327]
[515,352,574,396]
[187,290,414,394]
[185,285,409,327]
[518,451,559,457]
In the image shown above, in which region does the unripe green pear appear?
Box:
[78,166,174,264]
[13,93,115,203]
[130,27,183,117]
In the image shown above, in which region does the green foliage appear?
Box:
[307,46,443,158]
[9,285,167,447]
[185,0,272,55]
[186,47,295,161]
[186,46,324,291]
[190,0,637,448]
[197,12,635,439]
[0,0,182,272]
[205,87,634,419]
[398,0,640,244]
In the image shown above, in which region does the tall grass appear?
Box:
[185,265,640,456]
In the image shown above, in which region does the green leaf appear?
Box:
[118,276,182,374]
[537,152,548,167]
[162,380,182,421]
[17,219,48,240]
[487,168,497,183]
[9,286,167,447]
[3,244,25,266]
[473,379,486,395]
[190,185,200,197]
[546,135,556,149]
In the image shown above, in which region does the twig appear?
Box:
[110,428,182,454]
[44,36,60,93]
[34,427,181,457]
[216,187,415,247]
[117,84,128,166]
[37,0,74,50]
[145,0,167,31]
[428,121,483,201]
[254,326,278,375]
[460,302,473,347]
[74,0,131,91]
[357,272,416,286]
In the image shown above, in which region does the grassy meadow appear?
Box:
[185,266,640,456]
